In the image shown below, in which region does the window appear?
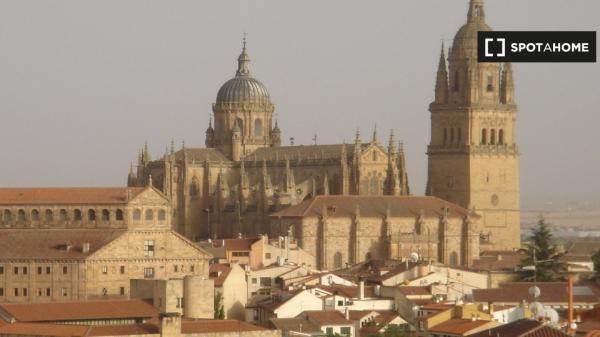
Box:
[457,128,462,144]
[341,327,351,336]
[449,251,459,266]
[174,265,178,273]
[17,209,25,222]
[13,267,18,275]
[120,266,126,274]
[443,128,447,145]
[59,209,68,221]
[145,209,153,221]
[190,265,195,273]
[23,267,27,275]
[102,209,110,221]
[74,209,82,221]
[46,288,51,297]
[337,300,344,306]
[22,288,27,297]
[14,288,19,297]
[487,74,494,92]
[232,251,249,257]
[102,288,108,296]
[0,288,4,297]
[498,129,504,145]
[265,253,271,260]
[372,151,378,162]
[260,277,272,287]
[144,267,155,279]
[190,179,199,197]
[133,209,141,221]
[45,209,53,222]
[3,210,12,222]
[102,266,108,275]
[46,266,51,274]
[452,71,459,92]
[326,328,334,335]
[158,210,166,221]
[333,252,343,269]
[450,128,455,143]
[88,209,96,221]
[37,266,42,274]
[61,288,68,297]
[37,288,42,297]
[254,118,263,137]
[116,209,124,221]
[251,278,257,285]
[481,128,487,145]
[0,266,3,274]
[144,240,155,257]
[31,209,40,221]
[490,129,496,145]
[120,287,125,295]
[63,266,68,274]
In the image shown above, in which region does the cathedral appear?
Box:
[127,39,409,241]
[129,0,520,255]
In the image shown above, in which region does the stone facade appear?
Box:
[271,196,480,270]
[426,0,520,251]
[0,187,211,304]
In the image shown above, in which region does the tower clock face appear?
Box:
[491,194,499,206]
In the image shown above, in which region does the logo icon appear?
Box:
[484,38,505,58]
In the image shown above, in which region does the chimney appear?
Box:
[159,312,181,336]
[568,276,575,333]
[345,307,350,320]
[82,242,90,253]
[359,281,365,300]
[496,254,503,262]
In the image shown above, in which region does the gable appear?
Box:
[128,187,169,207]
[360,144,388,164]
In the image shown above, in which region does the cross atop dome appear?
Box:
[236,33,251,77]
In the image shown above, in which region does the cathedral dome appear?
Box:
[450,0,492,60]
[215,41,272,105]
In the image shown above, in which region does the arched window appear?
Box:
[102,209,110,221]
[158,210,166,221]
[17,209,26,222]
[443,128,448,145]
[190,178,199,198]
[481,129,487,145]
[372,151,378,162]
[59,209,68,221]
[490,129,496,145]
[487,74,494,92]
[145,209,153,221]
[235,118,244,135]
[450,128,455,143]
[31,209,40,221]
[457,128,462,144]
[449,252,459,266]
[254,118,262,137]
[453,71,459,92]
[88,209,96,221]
[116,209,124,221]
[498,129,504,145]
[45,209,53,223]
[3,210,12,223]
[133,209,141,222]
[333,252,343,270]
[73,209,82,221]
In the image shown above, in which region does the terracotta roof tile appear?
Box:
[209,263,232,287]
[222,237,261,251]
[181,319,267,333]
[0,299,158,322]
[87,324,158,336]
[271,195,475,219]
[303,311,353,326]
[313,284,376,299]
[428,318,493,334]
[0,187,146,205]
[469,319,570,337]
[0,323,90,337]
[473,282,600,304]
[0,229,126,260]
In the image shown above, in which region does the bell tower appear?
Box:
[426,0,520,250]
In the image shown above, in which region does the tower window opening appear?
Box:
[254,119,263,137]
[88,209,96,221]
[17,209,25,222]
[457,128,462,144]
[450,128,455,144]
[498,129,504,145]
[452,71,460,92]
[481,129,487,145]
[490,129,496,145]
[443,128,448,145]
[487,75,494,92]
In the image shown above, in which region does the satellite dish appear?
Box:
[529,285,541,299]
[530,301,544,315]
[410,252,419,263]
[538,308,559,323]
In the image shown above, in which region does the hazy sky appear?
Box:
[0,0,598,209]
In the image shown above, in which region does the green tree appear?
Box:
[214,292,225,319]
[520,216,565,282]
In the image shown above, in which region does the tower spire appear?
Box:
[468,0,486,23]
[435,41,449,104]
[236,33,251,77]
[372,124,378,144]
[500,63,515,104]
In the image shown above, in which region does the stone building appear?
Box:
[0,187,211,303]
[127,39,410,241]
[270,195,480,270]
[426,0,521,250]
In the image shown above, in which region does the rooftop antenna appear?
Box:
[312,133,318,145]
